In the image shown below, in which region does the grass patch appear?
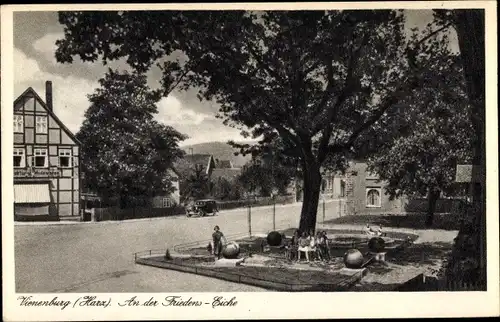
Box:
[139,256,363,291]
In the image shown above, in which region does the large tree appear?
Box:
[365,41,473,227]
[56,10,455,232]
[77,70,187,208]
[431,9,486,286]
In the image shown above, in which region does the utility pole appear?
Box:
[271,149,276,231]
[248,205,252,237]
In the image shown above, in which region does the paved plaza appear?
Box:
[14,202,341,292]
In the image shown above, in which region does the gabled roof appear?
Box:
[167,167,180,178]
[14,87,81,146]
[214,159,234,169]
[211,168,242,181]
[174,154,215,176]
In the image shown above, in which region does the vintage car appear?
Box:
[186,199,219,217]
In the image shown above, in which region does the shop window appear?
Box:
[366,188,381,208]
[14,115,23,133]
[36,116,48,133]
[33,149,48,167]
[13,148,25,167]
[59,149,72,167]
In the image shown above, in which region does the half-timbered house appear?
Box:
[13,81,81,221]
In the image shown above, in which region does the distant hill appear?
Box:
[181,141,255,168]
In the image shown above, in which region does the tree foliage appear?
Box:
[56,10,459,232]
[77,70,187,207]
[365,51,473,199]
[238,163,274,197]
[211,177,244,201]
[180,165,211,202]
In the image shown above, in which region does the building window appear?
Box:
[13,148,25,167]
[36,116,48,133]
[366,171,379,179]
[14,115,24,133]
[59,149,72,168]
[366,188,381,208]
[162,198,174,208]
[340,180,346,197]
[33,149,48,168]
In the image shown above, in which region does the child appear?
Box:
[287,229,300,261]
[316,231,325,261]
[309,231,318,261]
[297,231,311,262]
[212,225,227,259]
[320,231,331,261]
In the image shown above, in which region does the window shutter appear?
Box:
[44,154,48,168]
[27,156,33,167]
[72,156,78,167]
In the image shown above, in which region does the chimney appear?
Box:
[45,81,53,112]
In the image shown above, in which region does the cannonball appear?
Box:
[343,249,364,269]
[222,242,240,259]
[266,231,283,246]
[368,237,386,253]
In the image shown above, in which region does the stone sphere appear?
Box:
[222,242,240,259]
[368,237,386,253]
[343,249,364,269]
[266,231,283,246]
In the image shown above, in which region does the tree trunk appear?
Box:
[425,188,440,227]
[298,162,322,233]
[454,10,486,283]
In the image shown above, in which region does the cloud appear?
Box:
[14,45,251,145]
[32,32,61,63]
[14,47,97,134]
[157,95,208,126]
[157,96,256,146]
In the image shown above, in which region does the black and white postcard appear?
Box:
[2,2,499,320]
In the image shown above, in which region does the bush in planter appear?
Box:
[164,249,172,260]
[368,237,386,253]
[266,231,282,246]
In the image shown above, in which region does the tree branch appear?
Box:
[327,81,417,155]
[163,67,190,97]
[245,40,287,84]
[311,28,370,134]
[406,22,453,69]
[413,23,453,50]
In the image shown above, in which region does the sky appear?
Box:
[12,10,457,146]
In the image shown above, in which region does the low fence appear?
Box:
[94,206,185,221]
[217,195,295,210]
[396,274,486,291]
[91,195,296,222]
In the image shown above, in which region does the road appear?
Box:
[14,200,341,292]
